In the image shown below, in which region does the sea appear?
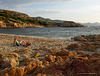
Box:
[0,26,100,40]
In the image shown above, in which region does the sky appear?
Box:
[0,0,100,23]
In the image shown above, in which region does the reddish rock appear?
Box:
[80,54,92,59]
[45,55,56,63]
[32,65,45,76]
[41,46,52,52]
[72,59,95,76]
[74,36,87,41]
[0,60,44,76]
[1,60,12,68]
[24,60,42,75]
[76,51,85,56]
[0,67,24,76]
[45,63,64,75]
[32,52,41,58]
[60,56,69,61]
[43,60,50,66]
[0,57,19,69]
[87,58,100,65]
[67,43,82,50]
[92,53,100,58]
[56,50,69,56]
[56,56,63,62]
[81,43,96,52]
[19,58,35,66]
[73,35,100,52]
[37,73,46,76]
[64,62,72,75]
[52,70,63,76]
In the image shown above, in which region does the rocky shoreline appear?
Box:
[0,34,100,76]
[0,9,84,28]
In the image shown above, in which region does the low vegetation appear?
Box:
[0,9,84,28]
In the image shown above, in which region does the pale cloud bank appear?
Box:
[0,0,72,9]
[0,0,100,23]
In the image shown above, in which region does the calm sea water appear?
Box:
[0,26,100,39]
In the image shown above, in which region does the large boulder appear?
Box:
[72,59,95,76]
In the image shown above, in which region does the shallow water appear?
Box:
[0,26,100,39]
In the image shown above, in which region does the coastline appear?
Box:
[0,34,75,53]
[0,34,100,76]
[0,33,72,40]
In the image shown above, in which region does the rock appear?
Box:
[73,35,100,52]
[19,58,35,66]
[1,58,19,68]
[64,62,72,75]
[0,67,24,76]
[56,50,68,56]
[56,50,77,58]
[72,59,94,76]
[32,65,45,76]
[45,55,56,63]
[80,54,92,59]
[0,60,44,76]
[56,56,63,62]
[61,56,69,61]
[24,60,42,75]
[67,43,82,50]
[0,53,19,69]
[92,53,100,58]
[14,49,34,54]
[87,58,100,65]
[76,51,85,56]
[45,63,64,75]
[43,60,50,66]
[62,21,84,27]
[41,46,52,52]
[74,36,87,41]
[81,43,97,52]
[9,52,20,58]
[33,52,41,58]
[67,42,97,52]
[22,54,29,58]
[52,70,63,76]
[0,53,3,58]
[37,73,46,76]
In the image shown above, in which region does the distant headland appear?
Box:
[0,9,84,28]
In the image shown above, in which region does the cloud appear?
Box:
[0,0,72,9]
[31,9,61,14]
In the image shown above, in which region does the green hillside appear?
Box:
[34,17,65,23]
[0,9,54,27]
[0,9,84,28]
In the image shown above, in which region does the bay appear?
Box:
[0,26,100,39]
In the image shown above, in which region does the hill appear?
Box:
[0,9,84,28]
[34,17,84,27]
[82,22,100,26]
[0,9,53,28]
[34,16,65,23]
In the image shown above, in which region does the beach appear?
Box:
[0,34,75,53]
[0,34,100,76]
